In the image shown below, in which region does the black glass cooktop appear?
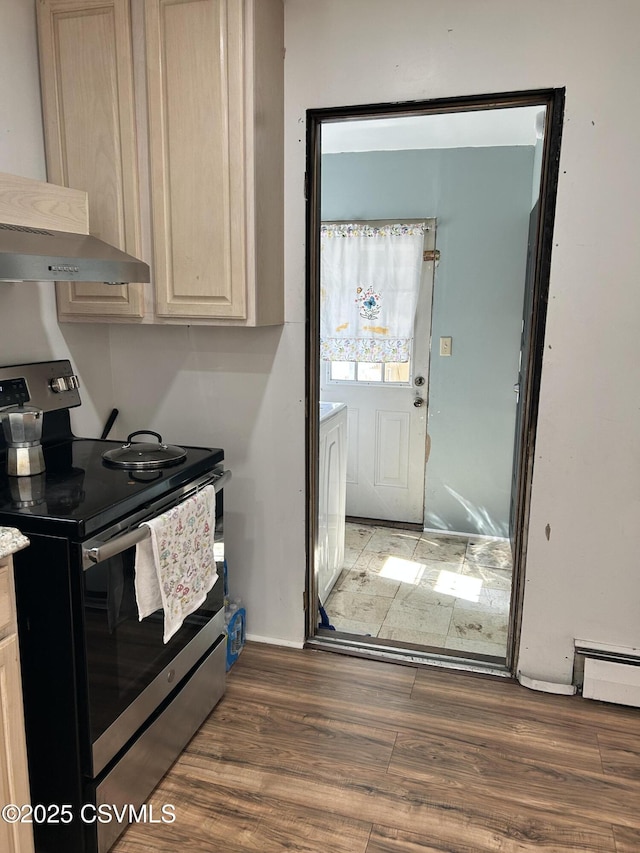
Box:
[0,437,223,539]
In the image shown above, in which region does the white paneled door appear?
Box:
[320,219,436,524]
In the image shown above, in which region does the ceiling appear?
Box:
[321,105,544,153]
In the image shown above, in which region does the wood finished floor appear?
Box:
[112,642,640,852]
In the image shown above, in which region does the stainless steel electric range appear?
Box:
[0,360,230,853]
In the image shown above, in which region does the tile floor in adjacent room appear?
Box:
[323,522,513,658]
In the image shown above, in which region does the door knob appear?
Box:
[413,397,424,408]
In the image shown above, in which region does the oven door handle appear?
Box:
[83,469,230,567]
[85,525,150,565]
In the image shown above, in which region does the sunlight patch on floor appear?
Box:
[379,556,426,584]
[434,569,482,602]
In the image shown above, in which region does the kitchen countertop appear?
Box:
[0,526,30,559]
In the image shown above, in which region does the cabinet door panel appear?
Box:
[146,0,247,318]
[37,0,145,319]
[0,567,11,634]
[0,635,34,853]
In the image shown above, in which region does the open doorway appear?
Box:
[306,90,564,675]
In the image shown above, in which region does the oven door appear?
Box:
[80,467,229,777]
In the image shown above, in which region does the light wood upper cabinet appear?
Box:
[37,0,145,320]
[0,558,34,853]
[145,0,246,320]
[36,0,284,326]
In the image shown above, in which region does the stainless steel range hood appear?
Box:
[0,222,150,284]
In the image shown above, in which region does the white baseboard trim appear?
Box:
[517,672,576,695]
[245,633,305,649]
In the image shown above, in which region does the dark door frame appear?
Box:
[304,88,565,674]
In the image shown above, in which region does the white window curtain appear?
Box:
[320,222,426,363]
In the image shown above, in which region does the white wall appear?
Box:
[285,0,640,683]
[107,322,307,647]
[0,0,112,436]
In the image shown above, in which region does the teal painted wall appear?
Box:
[321,146,535,535]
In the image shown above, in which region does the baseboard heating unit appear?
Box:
[574,639,640,708]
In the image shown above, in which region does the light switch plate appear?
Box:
[440,336,452,356]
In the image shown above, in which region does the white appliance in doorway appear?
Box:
[317,401,348,603]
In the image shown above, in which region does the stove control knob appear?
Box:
[50,374,79,393]
[50,376,68,393]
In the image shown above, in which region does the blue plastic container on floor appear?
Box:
[225,606,246,671]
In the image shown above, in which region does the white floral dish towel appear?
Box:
[134,484,217,643]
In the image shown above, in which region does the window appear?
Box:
[327,359,411,384]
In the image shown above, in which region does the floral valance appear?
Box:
[320,222,426,363]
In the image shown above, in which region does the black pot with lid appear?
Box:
[102,431,187,470]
